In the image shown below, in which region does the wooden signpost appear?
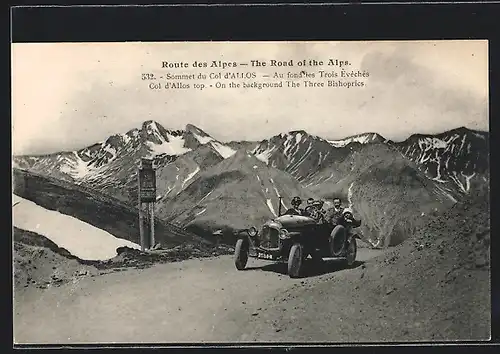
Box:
[138,158,157,251]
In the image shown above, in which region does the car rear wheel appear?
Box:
[288,243,304,278]
[234,238,249,270]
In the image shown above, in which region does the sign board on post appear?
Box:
[139,168,157,203]
[139,159,156,203]
[138,158,157,251]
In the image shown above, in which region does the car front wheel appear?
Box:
[234,238,249,270]
[288,243,304,278]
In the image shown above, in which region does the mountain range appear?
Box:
[13,120,489,247]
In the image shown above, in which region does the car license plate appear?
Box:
[258,253,274,260]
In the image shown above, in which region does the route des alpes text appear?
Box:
[162,61,238,70]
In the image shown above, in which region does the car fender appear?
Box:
[287,231,302,238]
[235,229,256,248]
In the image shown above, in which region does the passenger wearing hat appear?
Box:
[311,199,327,223]
[325,197,345,225]
[340,207,361,228]
[284,196,305,216]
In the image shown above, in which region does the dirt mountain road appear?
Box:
[14,249,384,344]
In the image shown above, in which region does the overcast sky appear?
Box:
[12,40,488,155]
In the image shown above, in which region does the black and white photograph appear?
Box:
[11,40,490,344]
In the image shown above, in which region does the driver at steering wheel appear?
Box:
[305,200,327,223]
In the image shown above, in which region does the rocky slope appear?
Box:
[390,127,489,196]
[302,143,459,247]
[241,187,490,342]
[156,149,319,242]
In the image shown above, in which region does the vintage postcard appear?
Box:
[12,40,490,344]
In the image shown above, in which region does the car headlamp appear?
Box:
[247,226,258,237]
[279,228,290,239]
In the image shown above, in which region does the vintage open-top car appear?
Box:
[233,197,361,278]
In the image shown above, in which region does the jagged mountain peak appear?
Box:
[185,123,211,137]
[404,126,486,141]
[141,120,163,135]
[438,126,489,141]
[287,129,308,136]
[276,130,319,141]
[142,119,159,128]
[251,129,349,182]
[392,126,489,194]
[327,132,386,148]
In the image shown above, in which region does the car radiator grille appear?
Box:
[260,226,280,249]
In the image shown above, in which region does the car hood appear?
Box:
[272,214,317,228]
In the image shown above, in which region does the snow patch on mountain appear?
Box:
[472,132,486,140]
[463,172,476,192]
[199,191,213,203]
[165,185,174,196]
[328,133,379,147]
[347,181,354,209]
[12,194,141,260]
[254,146,276,164]
[181,166,201,189]
[283,134,295,156]
[211,141,236,159]
[102,144,118,162]
[295,133,303,145]
[146,133,191,156]
[59,152,92,179]
[266,199,278,217]
[270,178,281,197]
[450,171,477,193]
[289,141,313,176]
[121,133,131,145]
[193,133,214,145]
[195,208,207,216]
[418,137,451,151]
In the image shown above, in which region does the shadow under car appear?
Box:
[242,258,365,278]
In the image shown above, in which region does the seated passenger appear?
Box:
[284,196,304,216]
[340,208,362,228]
[310,200,327,223]
[325,197,345,225]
